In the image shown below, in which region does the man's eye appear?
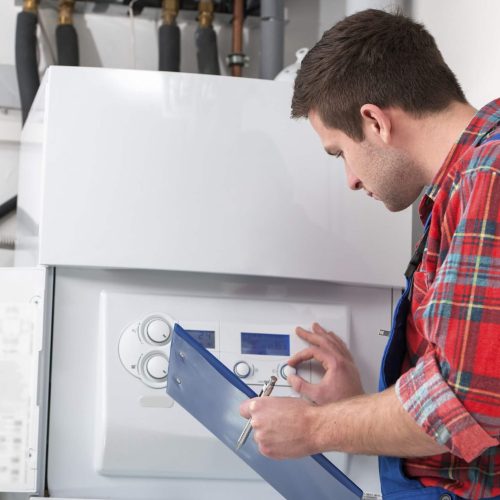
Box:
[326,149,343,159]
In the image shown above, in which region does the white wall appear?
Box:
[412,0,500,108]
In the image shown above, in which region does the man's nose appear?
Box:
[345,167,362,191]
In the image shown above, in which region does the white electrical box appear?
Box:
[17,66,412,288]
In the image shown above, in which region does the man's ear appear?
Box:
[360,104,391,145]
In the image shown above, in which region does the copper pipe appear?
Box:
[22,0,38,14]
[231,0,244,77]
[58,0,76,25]
[198,0,214,29]
[162,0,179,26]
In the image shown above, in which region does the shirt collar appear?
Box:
[418,98,500,222]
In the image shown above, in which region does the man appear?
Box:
[240,9,499,500]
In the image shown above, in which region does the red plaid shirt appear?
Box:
[395,99,500,499]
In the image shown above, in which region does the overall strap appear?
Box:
[405,214,432,280]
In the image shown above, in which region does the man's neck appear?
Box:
[407,102,477,185]
[387,101,477,185]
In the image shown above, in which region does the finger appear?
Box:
[326,334,352,360]
[239,399,252,419]
[312,323,352,359]
[295,326,312,337]
[288,346,331,371]
[295,326,324,348]
[295,326,354,366]
[288,373,320,401]
[292,334,353,375]
[295,345,339,371]
[312,322,328,334]
[296,326,337,350]
[287,347,315,367]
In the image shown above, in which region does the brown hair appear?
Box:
[291,9,467,140]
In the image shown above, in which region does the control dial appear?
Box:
[143,317,171,344]
[233,361,252,379]
[145,353,169,381]
[279,364,296,381]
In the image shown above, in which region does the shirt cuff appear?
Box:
[395,352,499,462]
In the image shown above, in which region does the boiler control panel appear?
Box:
[101,291,350,478]
[118,315,312,390]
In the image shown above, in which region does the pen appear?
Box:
[236,375,277,450]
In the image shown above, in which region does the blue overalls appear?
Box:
[377,214,457,500]
[378,131,500,499]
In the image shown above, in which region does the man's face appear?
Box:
[308,109,424,212]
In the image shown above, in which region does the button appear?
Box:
[280,364,296,380]
[439,495,452,500]
[145,354,168,380]
[145,318,171,344]
[233,361,251,379]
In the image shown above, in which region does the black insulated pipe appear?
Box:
[56,24,79,66]
[12,2,39,219]
[159,0,180,71]
[159,24,180,71]
[195,26,220,75]
[56,1,79,66]
[15,9,40,125]
[196,1,220,75]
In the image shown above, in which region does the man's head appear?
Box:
[292,9,468,211]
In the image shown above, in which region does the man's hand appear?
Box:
[239,387,449,460]
[287,323,364,405]
[239,396,320,459]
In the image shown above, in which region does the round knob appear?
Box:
[145,318,171,344]
[233,361,251,379]
[280,364,296,380]
[145,354,168,380]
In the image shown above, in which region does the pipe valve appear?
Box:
[58,0,76,25]
[198,0,215,28]
[162,0,179,26]
[22,0,38,14]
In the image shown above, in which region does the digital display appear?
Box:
[241,332,290,356]
[186,329,216,349]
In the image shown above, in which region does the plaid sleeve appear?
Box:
[396,165,500,462]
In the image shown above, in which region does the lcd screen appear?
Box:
[186,329,216,349]
[241,332,290,356]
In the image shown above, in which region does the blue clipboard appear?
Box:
[166,324,363,500]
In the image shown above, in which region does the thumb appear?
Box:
[288,373,315,399]
[239,399,252,419]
